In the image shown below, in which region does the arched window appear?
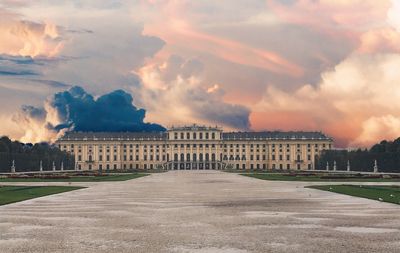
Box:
[180,153,185,161]
[229,155,234,160]
[236,155,240,160]
[205,153,210,161]
[223,155,228,160]
[199,153,203,161]
[174,153,178,161]
[211,154,216,161]
[193,153,197,161]
[186,153,190,161]
[211,132,215,139]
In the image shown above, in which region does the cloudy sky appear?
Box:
[0,0,400,147]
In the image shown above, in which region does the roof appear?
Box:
[58,131,167,141]
[58,130,332,142]
[169,125,222,131]
[222,131,332,141]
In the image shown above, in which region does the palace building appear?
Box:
[57,125,333,171]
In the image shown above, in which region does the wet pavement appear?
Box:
[1,171,400,253]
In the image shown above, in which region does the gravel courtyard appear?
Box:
[1,171,400,253]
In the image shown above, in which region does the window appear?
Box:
[272,155,275,161]
[187,132,190,139]
[200,132,203,139]
[211,132,215,139]
[180,132,184,139]
[193,132,197,139]
[286,155,290,161]
[114,155,117,161]
[99,155,103,161]
[78,155,82,161]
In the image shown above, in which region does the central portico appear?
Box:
[166,125,226,170]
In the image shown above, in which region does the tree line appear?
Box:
[316,138,400,173]
[0,136,75,173]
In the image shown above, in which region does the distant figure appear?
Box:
[373,160,378,173]
[11,160,16,173]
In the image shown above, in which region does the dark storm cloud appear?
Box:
[49,86,165,132]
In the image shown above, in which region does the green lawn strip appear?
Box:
[0,173,148,182]
[0,186,84,206]
[241,173,400,182]
[307,185,400,205]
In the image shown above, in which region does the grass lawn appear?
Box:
[0,186,83,205]
[308,185,400,205]
[242,173,400,182]
[0,173,148,182]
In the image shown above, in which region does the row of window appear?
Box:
[63,142,331,150]
[172,131,218,140]
[78,163,313,171]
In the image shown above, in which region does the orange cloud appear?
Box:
[252,53,400,148]
[0,8,63,58]
[358,28,400,53]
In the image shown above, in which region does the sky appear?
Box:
[0,0,400,148]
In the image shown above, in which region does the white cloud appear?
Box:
[135,55,250,130]
[388,0,400,31]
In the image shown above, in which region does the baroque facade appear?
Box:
[57,125,333,171]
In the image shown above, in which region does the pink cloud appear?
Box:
[140,1,303,77]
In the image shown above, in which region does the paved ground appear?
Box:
[1,171,400,253]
